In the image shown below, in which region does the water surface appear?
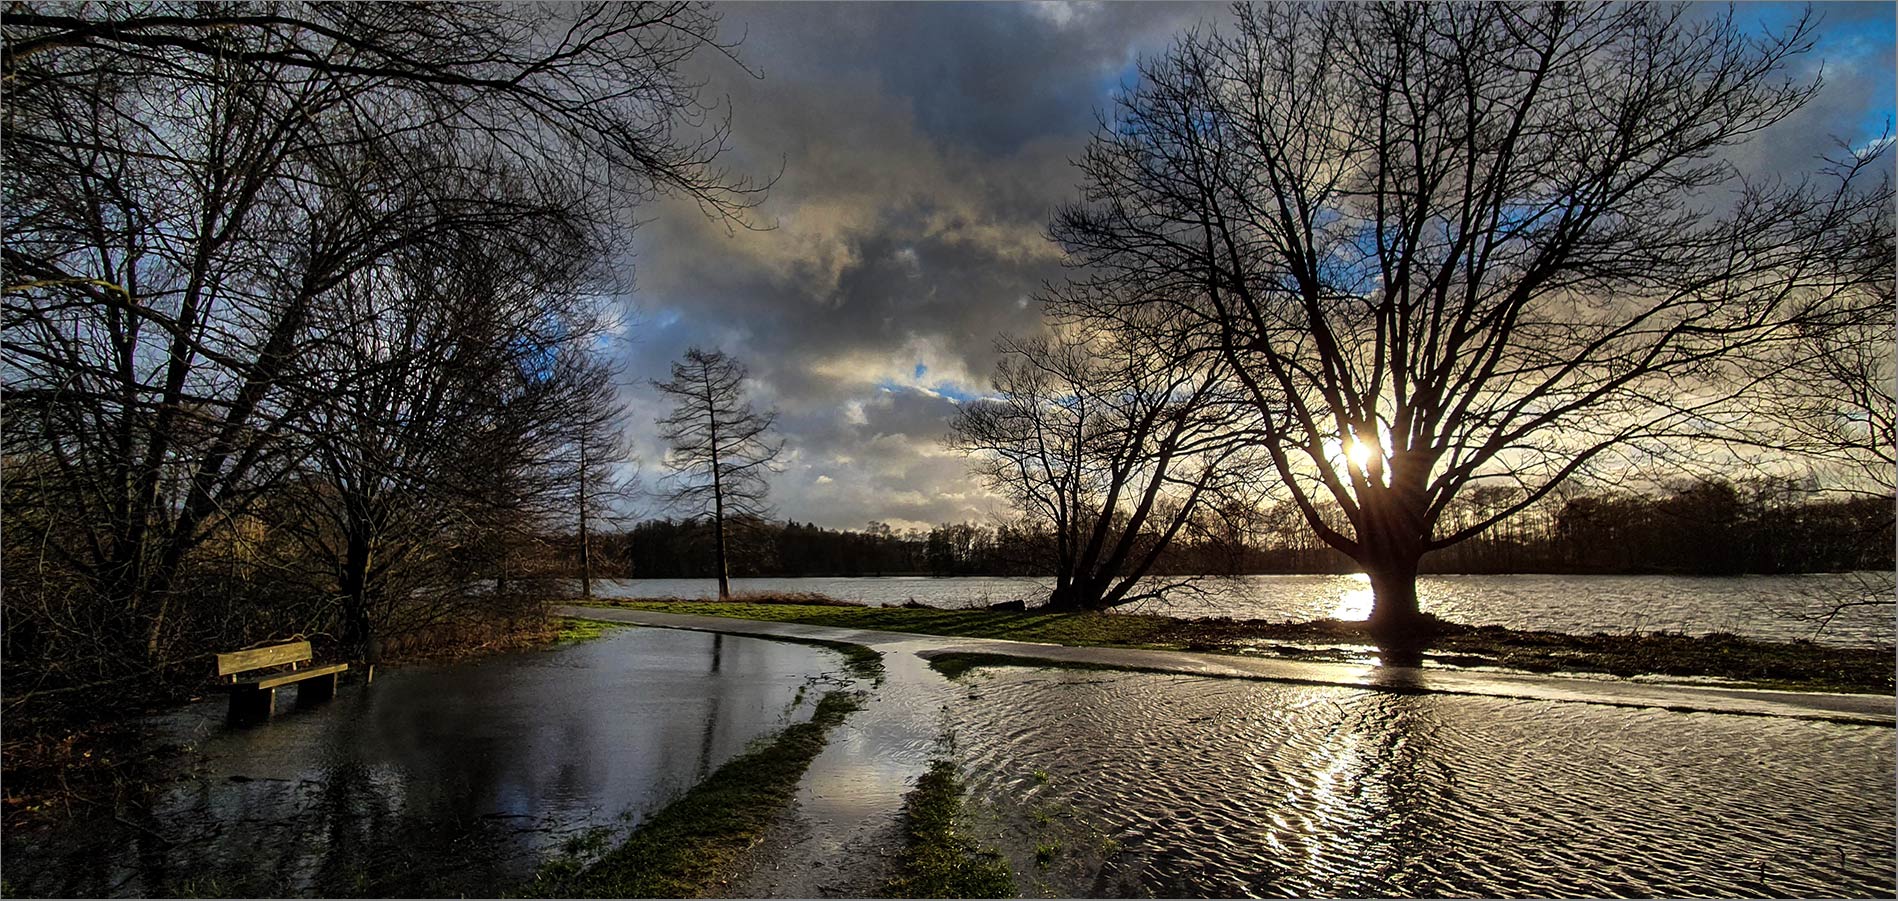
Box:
[595,572,1895,646]
[2,627,849,898]
[946,666,1896,898]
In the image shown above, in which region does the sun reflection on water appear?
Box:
[1332,573,1374,621]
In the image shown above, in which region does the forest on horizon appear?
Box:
[588,476,1893,581]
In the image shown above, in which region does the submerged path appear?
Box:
[555,606,1894,725]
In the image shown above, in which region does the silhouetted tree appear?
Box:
[542,350,638,601]
[1,2,762,703]
[250,133,625,659]
[951,318,1266,610]
[1051,3,1892,645]
[653,348,784,599]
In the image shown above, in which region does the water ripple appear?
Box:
[949,668,1895,898]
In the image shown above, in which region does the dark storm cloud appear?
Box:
[614,1,1893,530]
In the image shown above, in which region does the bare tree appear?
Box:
[2,2,768,222]
[1734,220,1895,497]
[1051,3,1893,646]
[287,198,600,658]
[951,317,1266,611]
[2,2,762,680]
[1730,205,1895,637]
[551,351,638,602]
[653,348,783,599]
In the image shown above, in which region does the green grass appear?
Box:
[591,599,1895,694]
[1033,840,1060,868]
[558,614,884,683]
[883,760,1016,899]
[524,690,863,898]
[555,617,629,644]
[772,635,885,682]
[592,599,1187,647]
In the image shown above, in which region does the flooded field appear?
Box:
[595,572,1896,647]
[1,628,851,898]
[6,621,1891,899]
[946,666,1896,898]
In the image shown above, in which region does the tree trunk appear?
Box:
[1046,573,1107,612]
[1365,552,1429,666]
[706,369,731,601]
[340,527,379,662]
[1045,583,1085,611]
[1360,451,1438,663]
[578,439,592,601]
[1366,561,1421,630]
[712,500,731,600]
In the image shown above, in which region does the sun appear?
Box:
[1344,438,1376,472]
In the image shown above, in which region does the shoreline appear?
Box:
[572,596,1897,698]
[559,605,1894,725]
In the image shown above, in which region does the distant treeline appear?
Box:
[580,478,1892,580]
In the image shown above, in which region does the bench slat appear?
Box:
[234,662,349,691]
[216,641,313,677]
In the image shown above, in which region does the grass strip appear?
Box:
[590,599,1894,694]
[925,651,1173,681]
[769,635,886,682]
[525,690,862,898]
[556,616,884,683]
[555,617,630,644]
[884,760,1016,899]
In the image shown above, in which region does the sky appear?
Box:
[608,1,1896,533]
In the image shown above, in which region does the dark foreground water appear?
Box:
[1,628,848,898]
[947,666,1897,898]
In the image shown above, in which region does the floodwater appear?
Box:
[7,623,1892,899]
[721,640,962,898]
[945,665,1897,898]
[0,628,851,898]
[595,572,1896,647]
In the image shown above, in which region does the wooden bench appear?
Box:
[216,641,348,721]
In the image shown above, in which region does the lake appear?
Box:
[593,572,1895,647]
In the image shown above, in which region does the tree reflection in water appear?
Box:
[2,628,839,897]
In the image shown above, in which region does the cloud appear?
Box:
[608,1,1891,530]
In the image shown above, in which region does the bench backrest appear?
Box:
[216,641,313,678]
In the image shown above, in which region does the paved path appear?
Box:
[555,606,1895,725]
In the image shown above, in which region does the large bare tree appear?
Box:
[1051,3,1892,645]
[951,318,1265,611]
[653,347,783,600]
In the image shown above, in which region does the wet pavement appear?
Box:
[719,644,958,898]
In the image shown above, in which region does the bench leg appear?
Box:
[296,672,338,707]
[229,686,276,722]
